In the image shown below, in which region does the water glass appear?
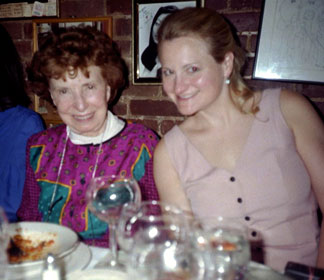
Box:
[191,216,251,280]
[118,200,187,252]
[118,201,204,279]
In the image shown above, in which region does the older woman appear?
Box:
[17,26,159,247]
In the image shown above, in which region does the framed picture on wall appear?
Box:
[253,0,324,84]
[132,0,204,85]
[0,0,59,19]
[32,17,112,53]
[32,17,113,127]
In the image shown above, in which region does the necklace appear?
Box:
[46,124,106,221]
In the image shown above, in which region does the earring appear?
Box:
[225,78,230,85]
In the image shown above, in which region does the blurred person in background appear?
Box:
[0,24,45,222]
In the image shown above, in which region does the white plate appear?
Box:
[7,242,92,280]
[8,222,79,268]
[67,269,128,280]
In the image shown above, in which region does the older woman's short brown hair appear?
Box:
[28,26,127,104]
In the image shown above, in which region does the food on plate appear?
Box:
[7,228,56,264]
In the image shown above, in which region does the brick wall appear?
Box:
[1,0,324,136]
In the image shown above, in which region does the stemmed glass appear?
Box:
[118,200,204,279]
[86,175,141,268]
[0,207,9,280]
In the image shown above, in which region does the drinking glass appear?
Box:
[86,175,141,268]
[0,207,9,280]
[118,200,204,279]
[191,216,251,280]
[118,200,187,252]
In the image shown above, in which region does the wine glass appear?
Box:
[0,207,9,280]
[191,216,251,280]
[118,200,204,279]
[86,175,141,268]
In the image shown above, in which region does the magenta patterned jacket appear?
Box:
[17,121,160,247]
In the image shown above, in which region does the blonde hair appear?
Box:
[158,7,258,114]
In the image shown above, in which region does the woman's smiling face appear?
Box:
[49,65,111,137]
[159,36,229,116]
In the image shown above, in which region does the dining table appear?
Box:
[89,246,295,280]
[7,242,294,280]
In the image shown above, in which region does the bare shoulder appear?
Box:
[279,89,324,139]
[280,89,312,112]
[279,89,316,128]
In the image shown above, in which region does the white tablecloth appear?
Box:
[7,243,293,280]
[86,246,110,269]
[85,246,293,280]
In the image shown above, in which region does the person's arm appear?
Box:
[153,138,192,213]
[25,113,45,135]
[135,126,160,201]
[4,113,44,222]
[17,137,42,221]
[280,89,324,268]
[138,157,160,201]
